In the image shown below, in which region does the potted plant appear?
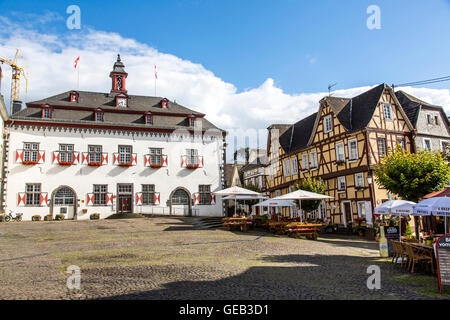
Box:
[404,224,413,239]
[0,213,5,222]
[32,215,41,221]
[336,159,345,166]
[55,214,65,221]
[44,214,53,221]
[422,230,435,245]
[90,213,100,220]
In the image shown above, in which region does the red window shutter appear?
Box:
[101,153,108,165]
[81,152,88,165]
[181,155,187,168]
[162,155,168,167]
[86,193,94,206]
[144,154,150,167]
[40,192,49,206]
[131,153,137,165]
[136,193,143,206]
[17,192,26,206]
[15,150,24,163]
[38,151,45,164]
[193,193,200,205]
[154,192,160,205]
[106,193,114,205]
[210,194,216,205]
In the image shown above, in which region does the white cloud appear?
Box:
[0,15,449,161]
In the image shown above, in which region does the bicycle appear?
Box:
[4,210,23,222]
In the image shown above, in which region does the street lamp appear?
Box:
[367,175,373,185]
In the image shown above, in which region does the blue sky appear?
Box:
[2,0,450,94]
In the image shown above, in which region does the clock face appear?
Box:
[117,98,127,107]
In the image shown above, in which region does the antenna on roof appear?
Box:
[328,83,337,96]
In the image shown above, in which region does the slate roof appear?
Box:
[395,90,449,128]
[278,84,389,154]
[239,155,268,173]
[279,112,318,154]
[12,91,222,132]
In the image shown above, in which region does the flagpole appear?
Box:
[77,61,80,90]
[154,65,157,96]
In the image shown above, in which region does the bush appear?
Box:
[44,214,53,221]
[55,214,65,221]
[32,215,41,221]
[90,213,100,220]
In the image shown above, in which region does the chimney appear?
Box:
[12,100,23,114]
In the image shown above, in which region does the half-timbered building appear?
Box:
[266,84,415,226]
[2,55,226,220]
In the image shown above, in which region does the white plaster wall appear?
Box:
[5,126,225,220]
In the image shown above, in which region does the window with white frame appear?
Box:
[357,201,366,218]
[291,158,298,175]
[348,139,358,161]
[335,142,345,162]
[149,148,163,166]
[427,114,433,124]
[199,185,211,205]
[269,164,274,180]
[88,145,102,163]
[301,154,309,171]
[142,184,155,205]
[59,144,74,163]
[186,149,199,166]
[119,146,132,164]
[337,176,346,192]
[310,151,318,169]
[354,173,365,188]
[324,115,333,133]
[93,185,107,206]
[25,183,41,206]
[319,201,327,220]
[397,138,406,149]
[441,140,450,152]
[383,103,393,121]
[283,159,291,177]
[23,143,39,162]
[423,138,432,151]
[378,137,387,156]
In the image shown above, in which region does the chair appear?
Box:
[391,241,401,265]
[404,244,433,273]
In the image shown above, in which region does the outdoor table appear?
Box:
[268,221,290,234]
[285,223,323,240]
[222,217,253,232]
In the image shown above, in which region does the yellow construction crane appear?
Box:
[0,49,28,114]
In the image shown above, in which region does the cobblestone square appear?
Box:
[0,217,448,300]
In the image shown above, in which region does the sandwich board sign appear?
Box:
[435,234,450,293]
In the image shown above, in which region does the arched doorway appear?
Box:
[170,187,191,216]
[51,186,77,220]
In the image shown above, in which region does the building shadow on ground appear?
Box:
[94,253,439,300]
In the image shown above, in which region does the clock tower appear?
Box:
[110,54,128,95]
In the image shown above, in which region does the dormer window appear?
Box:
[161,98,168,109]
[42,105,51,119]
[145,112,153,125]
[95,109,104,122]
[70,91,79,103]
[189,116,196,127]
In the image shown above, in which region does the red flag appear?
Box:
[74,56,80,69]
[154,65,157,79]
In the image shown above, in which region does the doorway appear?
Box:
[170,188,191,216]
[117,183,133,214]
[342,201,352,226]
[52,186,76,219]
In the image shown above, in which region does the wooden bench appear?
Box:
[222,218,253,232]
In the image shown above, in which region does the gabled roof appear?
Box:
[239,155,268,173]
[336,83,386,132]
[279,112,318,154]
[395,90,450,128]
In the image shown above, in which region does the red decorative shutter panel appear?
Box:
[181,155,187,168]
[73,152,80,164]
[102,153,108,165]
[136,193,143,206]
[193,193,200,205]
[154,192,160,205]
[113,153,119,165]
[52,151,60,164]
[132,153,137,165]
[199,156,204,168]
[86,193,94,206]
[17,192,26,206]
[144,155,150,167]
[162,155,168,167]
[81,152,88,165]
[38,151,45,163]
[210,194,216,205]
[106,193,114,205]
[15,150,24,163]
[40,192,49,206]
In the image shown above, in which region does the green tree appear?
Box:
[374,146,450,238]
[294,177,326,213]
[374,146,450,202]
[242,184,263,207]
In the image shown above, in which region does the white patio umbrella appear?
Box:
[273,189,333,221]
[413,197,450,233]
[374,200,416,240]
[214,186,262,216]
[252,198,297,218]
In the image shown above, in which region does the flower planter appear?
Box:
[335,160,345,166]
[149,164,163,168]
[58,161,74,166]
[119,163,132,167]
[186,164,200,169]
[32,215,41,221]
[55,214,65,221]
[0,214,5,222]
[88,162,102,167]
[44,215,53,221]
[90,213,100,220]
[22,161,38,165]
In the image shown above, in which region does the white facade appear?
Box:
[4,125,225,220]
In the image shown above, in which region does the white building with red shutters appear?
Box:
[2,55,226,220]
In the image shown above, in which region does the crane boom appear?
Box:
[0,49,28,114]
